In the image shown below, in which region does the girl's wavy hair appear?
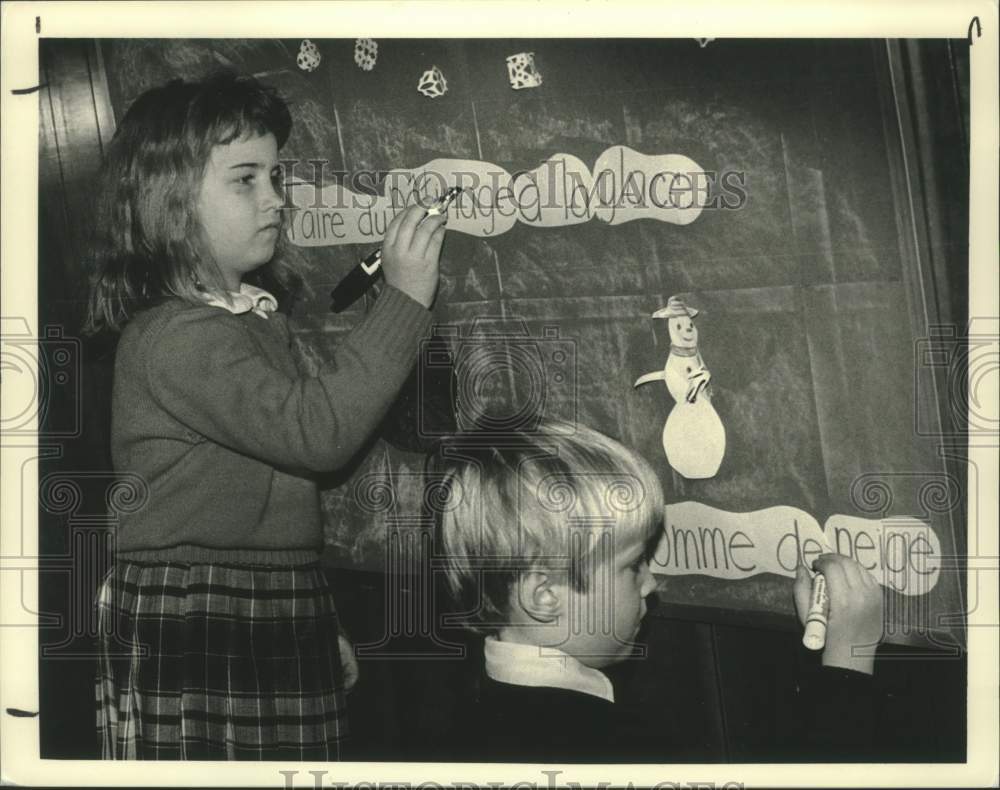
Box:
[83,71,300,335]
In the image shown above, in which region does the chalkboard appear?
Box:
[100,38,966,648]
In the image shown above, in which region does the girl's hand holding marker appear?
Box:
[381,191,456,309]
[330,187,461,312]
[794,553,884,675]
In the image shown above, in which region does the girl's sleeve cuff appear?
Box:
[346,285,433,367]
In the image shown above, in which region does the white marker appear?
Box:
[802,573,828,651]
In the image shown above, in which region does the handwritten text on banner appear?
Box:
[284,146,724,246]
[651,502,941,596]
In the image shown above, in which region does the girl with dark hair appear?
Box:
[88,72,447,760]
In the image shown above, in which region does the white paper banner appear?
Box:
[651,502,941,596]
[285,145,708,246]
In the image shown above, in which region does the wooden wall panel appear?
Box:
[37,38,117,759]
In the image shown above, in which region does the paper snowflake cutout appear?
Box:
[354,38,378,71]
[418,65,447,98]
[297,39,321,72]
[506,52,542,90]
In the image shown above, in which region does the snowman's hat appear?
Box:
[652,296,699,320]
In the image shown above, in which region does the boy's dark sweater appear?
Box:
[460,658,876,763]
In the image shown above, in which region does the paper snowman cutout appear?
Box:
[506,52,543,90]
[418,65,448,98]
[354,38,378,71]
[634,297,726,479]
[296,40,321,72]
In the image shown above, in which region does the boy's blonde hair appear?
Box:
[431,422,664,635]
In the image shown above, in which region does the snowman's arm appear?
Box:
[689,368,712,386]
[687,375,710,403]
[634,371,666,388]
[685,363,713,402]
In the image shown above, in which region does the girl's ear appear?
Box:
[515,570,563,624]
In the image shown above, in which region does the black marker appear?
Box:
[330,187,462,313]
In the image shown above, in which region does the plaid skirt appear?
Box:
[95,560,348,760]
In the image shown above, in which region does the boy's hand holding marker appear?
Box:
[794,554,884,675]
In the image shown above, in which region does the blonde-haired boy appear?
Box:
[432,422,883,762]
[433,422,663,760]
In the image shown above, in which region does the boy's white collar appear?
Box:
[198,283,278,320]
[484,636,615,703]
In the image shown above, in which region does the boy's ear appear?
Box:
[515,569,563,623]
